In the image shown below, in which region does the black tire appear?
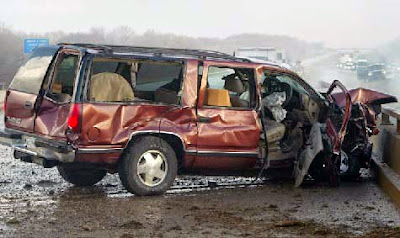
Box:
[57,165,107,186]
[119,136,177,196]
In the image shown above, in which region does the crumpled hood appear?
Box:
[332,87,397,108]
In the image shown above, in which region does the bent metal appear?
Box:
[0,44,396,195]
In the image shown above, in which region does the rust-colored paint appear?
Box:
[196,108,261,152]
[74,102,198,163]
[78,103,171,146]
[332,88,397,108]
[327,80,352,153]
[4,90,37,132]
[34,98,71,140]
[194,61,261,169]
[181,59,198,107]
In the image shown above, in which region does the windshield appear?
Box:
[368,65,384,71]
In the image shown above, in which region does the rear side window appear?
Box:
[9,47,58,94]
[135,63,182,92]
[88,58,183,104]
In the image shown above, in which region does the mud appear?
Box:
[0,144,399,237]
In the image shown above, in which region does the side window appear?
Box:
[204,66,254,109]
[88,59,183,105]
[47,54,79,102]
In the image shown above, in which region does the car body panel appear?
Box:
[4,91,37,132]
[332,88,397,108]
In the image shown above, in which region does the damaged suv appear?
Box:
[0,44,396,195]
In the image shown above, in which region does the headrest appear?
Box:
[224,74,245,93]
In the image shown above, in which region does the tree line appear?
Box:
[0,25,324,84]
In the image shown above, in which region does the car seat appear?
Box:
[264,119,286,143]
[224,75,250,107]
[90,72,135,102]
[206,88,232,107]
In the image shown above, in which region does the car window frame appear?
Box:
[82,55,187,107]
[42,49,82,105]
[198,63,258,111]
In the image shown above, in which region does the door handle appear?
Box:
[198,116,212,123]
[24,101,32,108]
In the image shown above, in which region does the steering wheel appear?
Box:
[264,77,293,107]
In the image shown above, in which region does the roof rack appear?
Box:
[59,43,251,63]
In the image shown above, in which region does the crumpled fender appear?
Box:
[294,122,324,187]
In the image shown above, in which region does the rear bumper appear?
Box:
[0,128,75,163]
[0,128,123,165]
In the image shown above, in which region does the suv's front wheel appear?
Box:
[57,165,107,186]
[119,136,177,196]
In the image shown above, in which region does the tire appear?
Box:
[119,136,177,196]
[57,165,107,186]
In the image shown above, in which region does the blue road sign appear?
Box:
[24,38,49,54]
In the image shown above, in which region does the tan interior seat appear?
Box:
[90,72,135,102]
[206,88,232,107]
[264,119,286,143]
[224,75,249,107]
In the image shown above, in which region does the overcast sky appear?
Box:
[0,0,399,48]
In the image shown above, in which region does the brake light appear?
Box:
[2,101,5,112]
[68,104,81,132]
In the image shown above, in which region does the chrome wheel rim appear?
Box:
[136,150,168,187]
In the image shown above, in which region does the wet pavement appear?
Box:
[1,54,400,237]
[0,142,400,237]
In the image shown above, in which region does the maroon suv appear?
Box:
[0,44,396,195]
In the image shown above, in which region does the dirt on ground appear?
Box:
[0,143,400,237]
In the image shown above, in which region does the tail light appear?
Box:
[2,100,5,112]
[67,104,81,133]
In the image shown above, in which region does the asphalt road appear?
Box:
[0,54,400,237]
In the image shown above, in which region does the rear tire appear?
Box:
[57,165,107,186]
[119,136,177,196]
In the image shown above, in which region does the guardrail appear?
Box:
[372,106,400,206]
[381,107,400,134]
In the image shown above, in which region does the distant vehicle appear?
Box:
[343,62,356,71]
[234,47,287,65]
[337,54,355,70]
[386,63,400,77]
[366,64,386,80]
[356,60,369,80]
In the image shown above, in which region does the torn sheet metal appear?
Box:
[332,88,397,108]
[294,122,324,187]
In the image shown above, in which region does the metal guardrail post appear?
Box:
[381,107,400,134]
[397,119,400,135]
[381,112,391,125]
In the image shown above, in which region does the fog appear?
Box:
[1,0,400,48]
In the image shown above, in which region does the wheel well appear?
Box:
[126,133,185,168]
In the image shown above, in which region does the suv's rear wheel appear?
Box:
[57,165,107,186]
[119,136,177,196]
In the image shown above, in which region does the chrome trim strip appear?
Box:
[196,150,259,158]
[127,130,188,151]
[76,147,124,154]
